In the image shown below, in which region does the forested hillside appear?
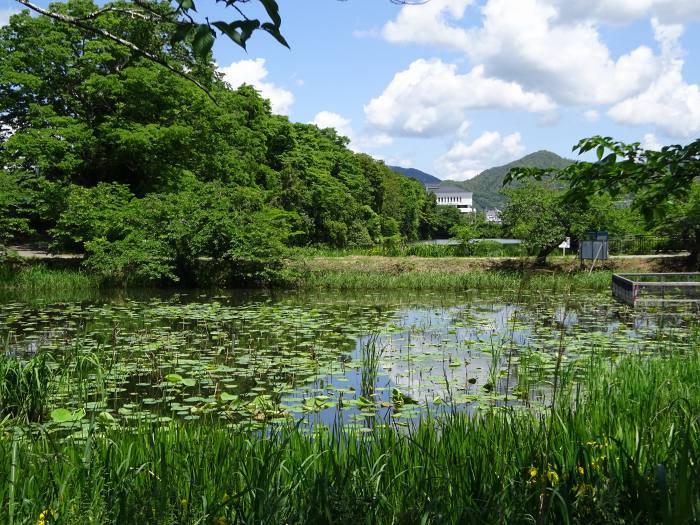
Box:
[449,151,573,210]
[0,1,437,284]
[388,166,441,184]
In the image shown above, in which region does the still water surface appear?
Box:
[0,289,696,430]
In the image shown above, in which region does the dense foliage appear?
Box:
[507,136,700,266]
[500,183,645,264]
[0,1,433,284]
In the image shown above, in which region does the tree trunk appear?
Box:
[689,230,700,269]
[535,246,555,266]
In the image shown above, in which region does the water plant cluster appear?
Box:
[3,289,690,430]
[1,339,698,524]
[0,288,698,523]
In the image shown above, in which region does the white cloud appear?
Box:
[457,121,471,137]
[435,131,526,180]
[355,133,393,150]
[642,133,663,151]
[382,0,474,51]
[310,111,393,152]
[554,0,700,24]
[381,0,660,106]
[539,111,561,126]
[607,19,700,138]
[0,8,19,26]
[583,109,600,122]
[385,156,414,168]
[220,58,294,115]
[311,111,353,140]
[364,59,555,137]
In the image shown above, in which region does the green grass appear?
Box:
[1,261,613,296]
[0,350,54,423]
[1,336,697,524]
[292,242,526,258]
[298,269,612,293]
[0,265,102,299]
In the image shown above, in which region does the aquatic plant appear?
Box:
[0,350,53,423]
[0,343,697,524]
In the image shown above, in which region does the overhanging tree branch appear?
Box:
[14,0,218,103]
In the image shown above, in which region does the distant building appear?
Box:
[485,209,501,223]
[425,184,474,214]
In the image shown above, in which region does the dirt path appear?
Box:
[8,245,83,260]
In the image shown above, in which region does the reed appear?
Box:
[0,349,54,423]
[299,269,611,293]
[0,264,102,301]
[0,339,697,524]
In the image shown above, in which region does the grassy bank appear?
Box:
[0,264,102,301]
[2,260,616,295]
[1,341,698,524]
[297,268,612,292]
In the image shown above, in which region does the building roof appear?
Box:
[425,183,472,195]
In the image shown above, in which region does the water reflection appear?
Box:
[0,289,696,430]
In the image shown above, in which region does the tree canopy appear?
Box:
[0,2,434,283]
[506,136,700,266]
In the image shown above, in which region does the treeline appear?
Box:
[0,1,438,284]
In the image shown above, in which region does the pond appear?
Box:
[0,289,697,432]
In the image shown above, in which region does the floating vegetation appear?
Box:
[0,289,696,432]
[0,345,698,524]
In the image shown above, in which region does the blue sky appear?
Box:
[3,0,700,180]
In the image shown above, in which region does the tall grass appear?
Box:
[0,265,102,301]
[299,269,612,293]
[0,340,697,524]
[0,350,53,423]
[292,241,525,258]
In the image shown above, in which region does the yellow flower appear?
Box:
[574,483,591,497]
[528,466,538,478]
[577,466,585,476]
[180,498,188,510]
[546,470,559,486]
[35,509,50,525]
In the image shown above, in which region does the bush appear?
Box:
[54,182,297,285]
[471,240,506,257]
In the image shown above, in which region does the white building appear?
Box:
[425,184,474,213]
[485,209,501,223]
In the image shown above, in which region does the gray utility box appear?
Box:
[580,231,609,261]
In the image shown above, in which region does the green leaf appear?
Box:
[213,20,260,49]
[50,407,86,423]
[97,411,116,424]
[259,0,282,27]
[182,378,196,387]
[179,0,196,11]
[261,22,289,48]
[191,24,216,58]
[171,23,193,44]
[165,373,183,383]
[220,392,238,402]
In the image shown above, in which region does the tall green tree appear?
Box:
[501,183,600,265]
[0,2,434,281]
[507,136,700,266]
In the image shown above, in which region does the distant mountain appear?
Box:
[447,150,574,210]
[388,165,441,184]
